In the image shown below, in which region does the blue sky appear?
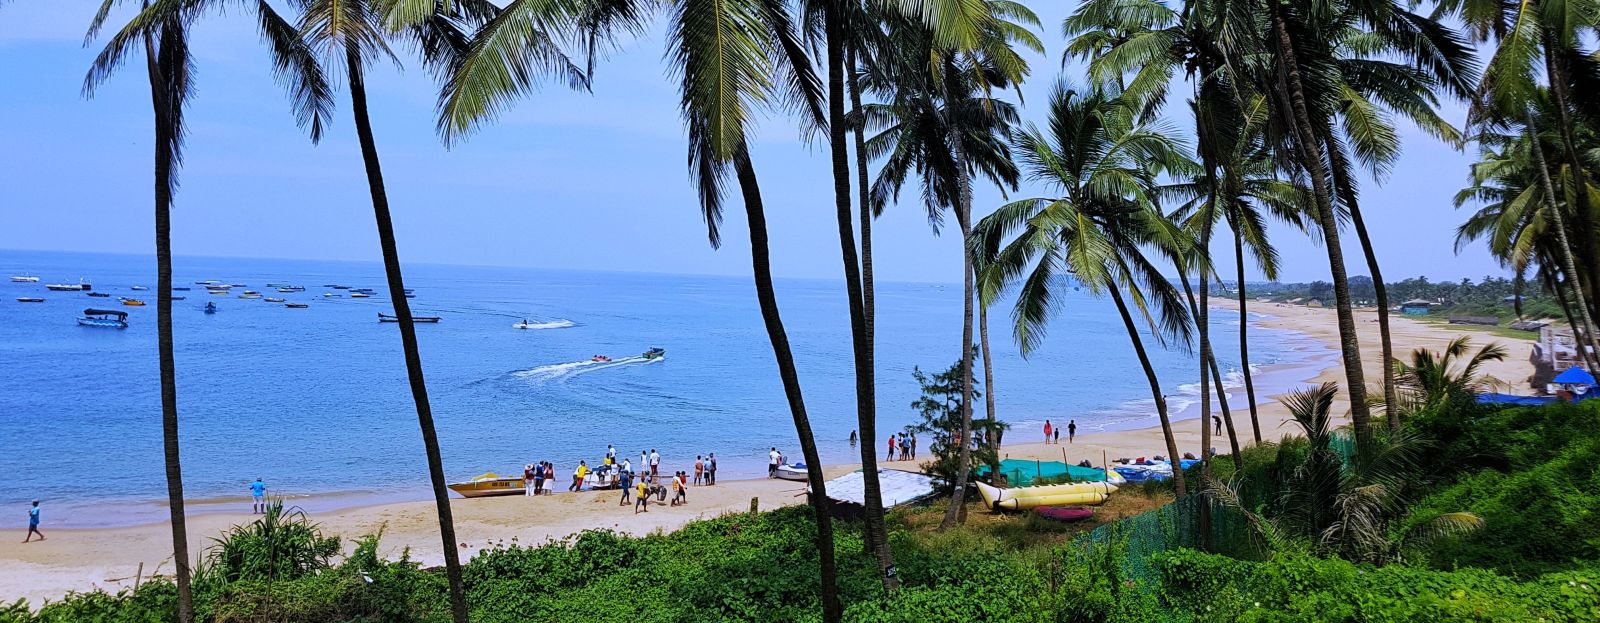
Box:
[0,1,1504,284]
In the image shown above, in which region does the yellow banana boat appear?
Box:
[996,491,1108,510]
[975,480,1116,507]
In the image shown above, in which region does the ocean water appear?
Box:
[0,250,1332,527]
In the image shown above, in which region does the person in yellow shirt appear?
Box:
[569,460,588,492]
[634,476,650,513]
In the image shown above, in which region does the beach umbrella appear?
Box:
[1553,366,1598,386]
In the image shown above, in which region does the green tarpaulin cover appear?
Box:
[976,459,1106,486]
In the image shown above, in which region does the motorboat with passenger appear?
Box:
[642,347,666,360]
[77,308,129,329]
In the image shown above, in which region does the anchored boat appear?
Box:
[378,312,440,323]
[77,308,129,329]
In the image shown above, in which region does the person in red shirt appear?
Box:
[886,434,896,461]
[1044,420,1054,444]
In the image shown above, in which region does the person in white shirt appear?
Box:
[768,447,781,478]
[606,444,617,465]
[621,458,632,475]
[649,449,661,478]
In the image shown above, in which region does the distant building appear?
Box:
[1399,299,1434,316]
[1531,324,1593,389]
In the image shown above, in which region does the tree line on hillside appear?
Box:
[52,0,1600,621]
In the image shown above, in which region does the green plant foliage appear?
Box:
[195,501,341,588]
[1158,549,1600,623]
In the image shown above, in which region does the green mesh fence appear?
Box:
[1070,494,1269,590]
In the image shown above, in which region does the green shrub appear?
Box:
[1158,549,1600,623]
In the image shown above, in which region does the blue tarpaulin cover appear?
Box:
[1553,367,1598,385]
[1476,393,1557,406]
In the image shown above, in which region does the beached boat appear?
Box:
[285,303,308,309]
[775,463,810,481]
[86,292,110,298]
[16,297,44,303]
[642,347,666,360]
[10,275,39,282]
[120,298,146,306]
[974,481,1113,511]
[264,297,286,303]
[77,308,129,329]
[378,312,440,323]
[447,472,525,498]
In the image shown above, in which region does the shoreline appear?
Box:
[0,300,1538,606]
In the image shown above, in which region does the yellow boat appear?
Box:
[976,480,1115,510]
[447,472,525,498]
[120,298,146,307]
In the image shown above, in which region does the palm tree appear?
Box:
[862,2,1038,527]
[1393,337,1509,412]
[971,85,1196,496]
[437,0,850,614]
[84,3,329,620]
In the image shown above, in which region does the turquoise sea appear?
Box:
[0,250,1333,527]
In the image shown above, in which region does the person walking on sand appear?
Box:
[649,449,661,478]
[250,477,267,514]
[1212,415,1222,436]
[524,464,536,497]
[670,471,686,506]
[1044,420,1053,444]
[619,467,634,506]
[886,434,897,461]
[570,460,588,492]
[1068,420,1077,444]
[768,447,781,477]
[693,456,705,486]
[634,477,650,513]
[23,501,43,543]
[708,453,717,485]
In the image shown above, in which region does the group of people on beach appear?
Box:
[885,433,918,461]
[1042,419,1076,444]
[514,445,717,514]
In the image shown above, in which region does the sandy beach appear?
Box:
[0,303,1537,606]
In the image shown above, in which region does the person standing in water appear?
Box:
[250,477,267,514]
[707,453,718,485]
[1068,420,1077,444]
[649,449,661,478]
[23,501,43,543]
[693,456,705,486]
[849,430,857,448]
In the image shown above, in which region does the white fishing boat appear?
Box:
[10,275,39,283]
[775,463,810,482]
[46,282,88,292]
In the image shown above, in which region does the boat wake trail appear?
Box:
[510,354,662,382]
[513,319,575,330]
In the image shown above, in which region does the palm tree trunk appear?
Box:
[1269,5,1374,450]
[1107,283,1186,496]
[941,243,979,529]
[1346,203,1396,429]
[1206,352,1241,463]
[825,12,896,594]
[1543,40,1600,317]
[979,303,998,470]
[848,51,888,561]
[1179,262,1242,465]
[1233,228,1262,443]
[1526,107,1600,373]
[733,146,842,619]
[145,27,193,623]
[345,52,468,623]
[1196,272,1212,475]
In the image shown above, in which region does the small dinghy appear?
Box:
[1033,506,1094,523]
[775,463,810,481]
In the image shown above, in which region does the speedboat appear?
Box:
[16,297,44,303]
[77,308,129,329]
[121,298,146,306]
[285,302,308,309]
[378,312,440,323]
[447,472,525,498]
[10,275,38,283]
[775,463,810,482]
[264,297,286,303]
[592,355,612,363]
[642,347,666,360]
